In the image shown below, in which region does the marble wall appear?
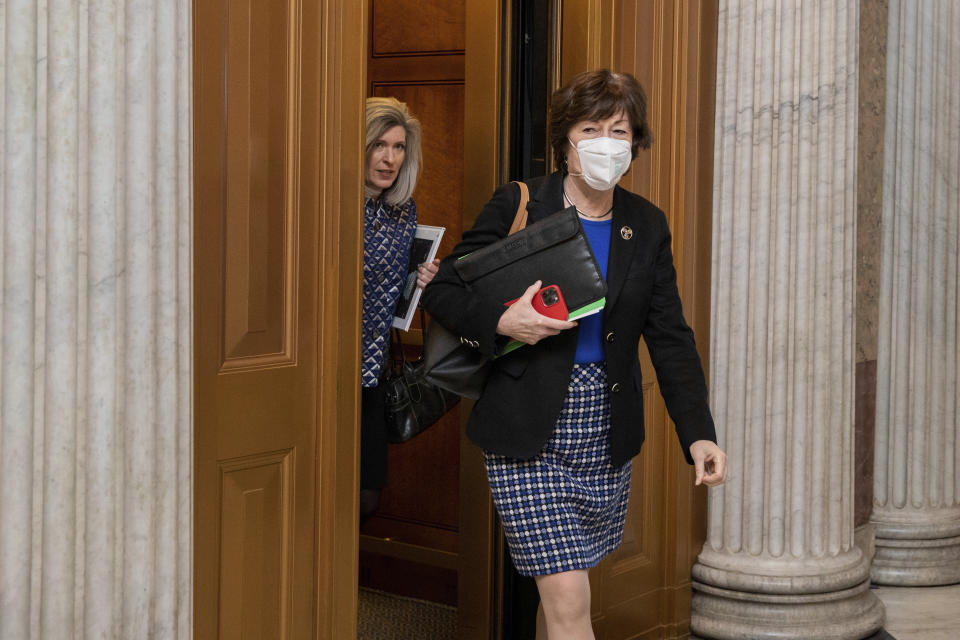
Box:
[856,0,888,366]
[854,0,888,528]
[0,2,192,638]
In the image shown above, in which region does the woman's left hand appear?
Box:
[689,440,727,487]
[416,258,440,289]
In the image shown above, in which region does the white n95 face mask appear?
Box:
[569,137,632,191]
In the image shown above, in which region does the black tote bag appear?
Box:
[384,313,461,443]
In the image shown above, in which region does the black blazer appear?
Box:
[421,172,716,467]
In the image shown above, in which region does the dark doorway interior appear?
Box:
[501,0,557,637]
[508,0,554,182]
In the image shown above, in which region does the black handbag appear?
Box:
[421,182,531,399]
[384,314,460,444]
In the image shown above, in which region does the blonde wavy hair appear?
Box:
[365,97,422,206]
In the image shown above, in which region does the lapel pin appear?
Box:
[620,226,633,240]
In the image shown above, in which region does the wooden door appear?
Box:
[357,0,467,606]
[460,1,510,637]
[562,2,719,638]
[193,1,366,638]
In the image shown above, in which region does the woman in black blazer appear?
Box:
[421,69,726,639]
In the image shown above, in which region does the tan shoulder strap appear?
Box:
[507,181,530,235]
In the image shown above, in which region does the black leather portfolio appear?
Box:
[453,206,607,320]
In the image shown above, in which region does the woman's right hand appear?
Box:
[496,280,577,345]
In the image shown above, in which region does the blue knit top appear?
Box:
[574,217,611,363]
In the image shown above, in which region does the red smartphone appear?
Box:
[506,284,569,320]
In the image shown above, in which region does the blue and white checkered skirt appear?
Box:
[484,363,632,576]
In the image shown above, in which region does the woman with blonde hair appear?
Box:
[359,97,438,522]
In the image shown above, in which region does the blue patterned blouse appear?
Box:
[361,196,417,387]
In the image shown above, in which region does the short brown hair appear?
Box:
[549,69,652,171]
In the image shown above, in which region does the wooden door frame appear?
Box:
[314,1,367,638]
[458,0,508,637]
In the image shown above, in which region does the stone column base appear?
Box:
[690,578,884,640]
[691,541,884,640]
[871,517,960,586]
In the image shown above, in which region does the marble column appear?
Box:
[870,0,960,587]
[0,2,192,638]
[690,2,884,638]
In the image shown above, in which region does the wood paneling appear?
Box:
[373,82,466,285]
[359,0,467,606]
[562,1,718,638]
[458,1,506,637]
[369,55,465,84]
[218,451,293,639]
[314,1,368,637]
[371,0,465,55]
[195,0,366,638]
[221,0,296,370]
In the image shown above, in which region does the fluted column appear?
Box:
[871,0,960,587]
[691,2,884,638]
[0,2,192,638]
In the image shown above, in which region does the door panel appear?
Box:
[220,0,294,367]
[372,0,465,54]
[218,451,293,638]
[194,1,366,638]
[194,1,310,634]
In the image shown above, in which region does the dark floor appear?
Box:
[357,587,456,640]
